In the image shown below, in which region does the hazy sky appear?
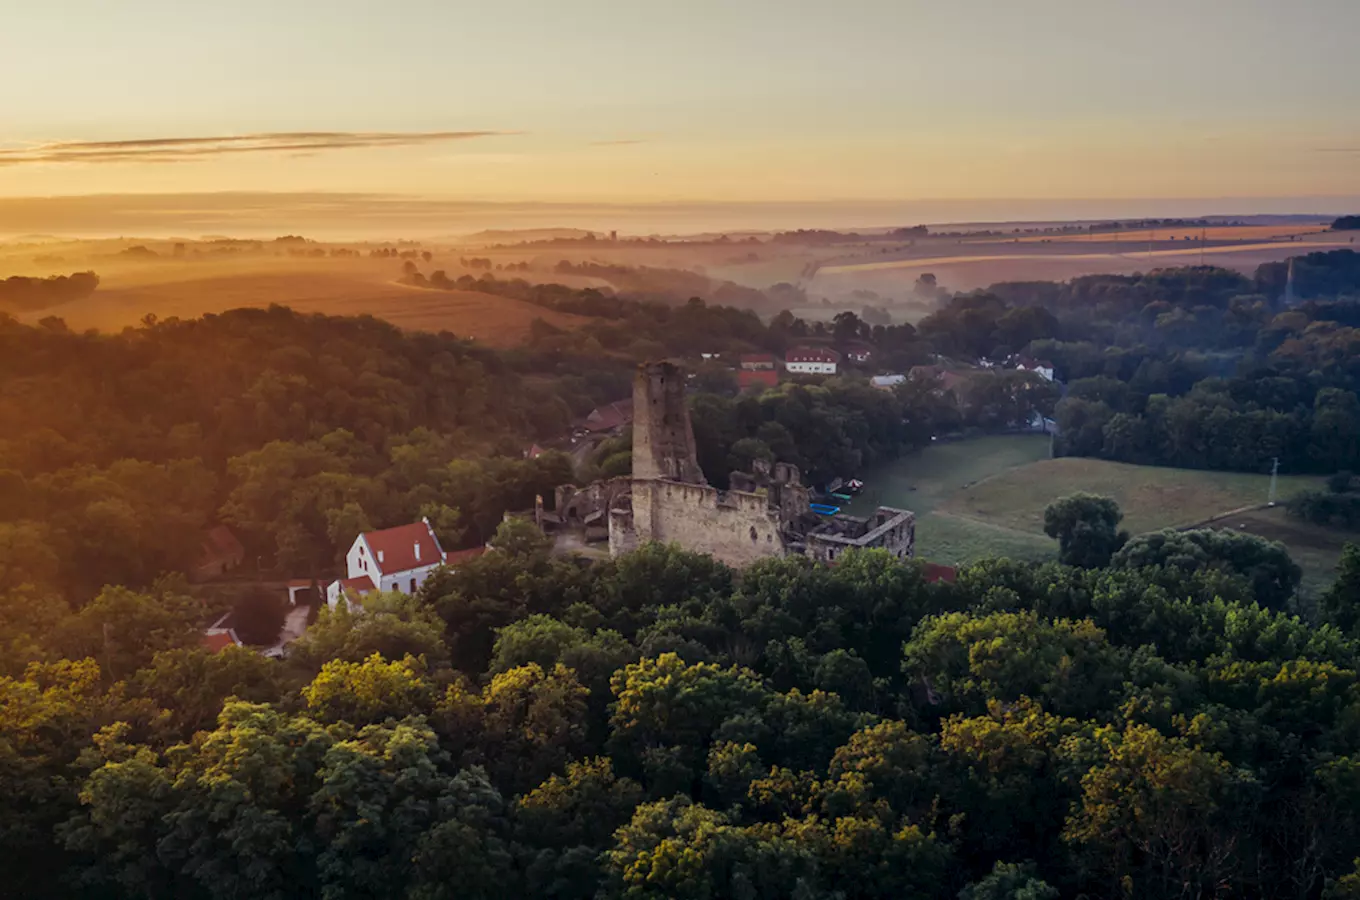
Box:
[2,0,1359,209]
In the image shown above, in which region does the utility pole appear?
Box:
[1268,457,1279,506]
[1200,226,1206,267]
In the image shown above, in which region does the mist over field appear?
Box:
[4,192,1360,241]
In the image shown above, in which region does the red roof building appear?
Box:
[785,346,840,375]
[201,629,244,653]
[327,521,485,610]
[843,342,873,364]
[444,546,488,566]
[337,575,377,594]
[738,369,779,390]
[739,353,776,370]
[922,562,958,584]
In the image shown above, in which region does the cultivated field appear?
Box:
[811,224,1356,299]
[846,437,1346,589]
[1009,223,1329,244]
[15,259,588,346]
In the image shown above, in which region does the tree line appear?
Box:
[6,525,1360,899]
[0,271,99,313]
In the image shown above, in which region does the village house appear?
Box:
[327,519,481,609]
[201,611,244,653]
[738,368,779,390]
[1013,356,1056,382]
[843,342,873,364]
[870,374,906,390]
[785,346,840,375]
[739,352,776,370]
[578,398,634,435]
[201,628,244,653]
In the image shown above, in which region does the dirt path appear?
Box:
[263,604,311,657]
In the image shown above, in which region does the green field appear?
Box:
[845,436,1347,588]
[941,457,1323,536]
[844,434,1057,565]
[1211,505,1358,596]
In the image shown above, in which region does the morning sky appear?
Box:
[2,0,1358,206]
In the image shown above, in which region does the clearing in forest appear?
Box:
[941,456,1322,536]
[848,437,1347,589]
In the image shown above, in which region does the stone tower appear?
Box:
[631,361,706,484]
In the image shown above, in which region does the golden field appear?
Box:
[4,250,588,347]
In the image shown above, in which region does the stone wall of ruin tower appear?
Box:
[631,361,707,485]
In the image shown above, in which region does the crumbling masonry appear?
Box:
[545,361,915,568]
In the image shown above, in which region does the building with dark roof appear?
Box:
[191,525,245,582]
[580,399,634,434]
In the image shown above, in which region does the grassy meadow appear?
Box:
[846,435,1348,589]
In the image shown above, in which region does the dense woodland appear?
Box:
[7,531,1360,899]
[5,248,1360,897]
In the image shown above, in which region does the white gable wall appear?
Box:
[375,562,444,595]
[346,534,373,580]
[330,525,449,610]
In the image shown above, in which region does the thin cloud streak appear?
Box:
[590,139,646,146]
[0,131,517,166]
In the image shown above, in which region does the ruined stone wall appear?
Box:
[608,508,639,557]
[804,509,916,564]
[556,478,632,525]
[628,479,789,568]
[632,362,706,484]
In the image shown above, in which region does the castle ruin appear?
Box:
[545,361,915,569]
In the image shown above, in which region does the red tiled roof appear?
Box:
[201,630,242,653]
[738,369,779,389]
[786,346,840,364]
[740,353,776,367]
[922,562,958,584]
[362,521,444,575]
[286,578,313,588]
[445,546,488,566]
[338,575,377,593]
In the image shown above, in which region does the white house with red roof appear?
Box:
[326,518,460,610]
[1013,356,1056,382]
[785,346,840,375]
